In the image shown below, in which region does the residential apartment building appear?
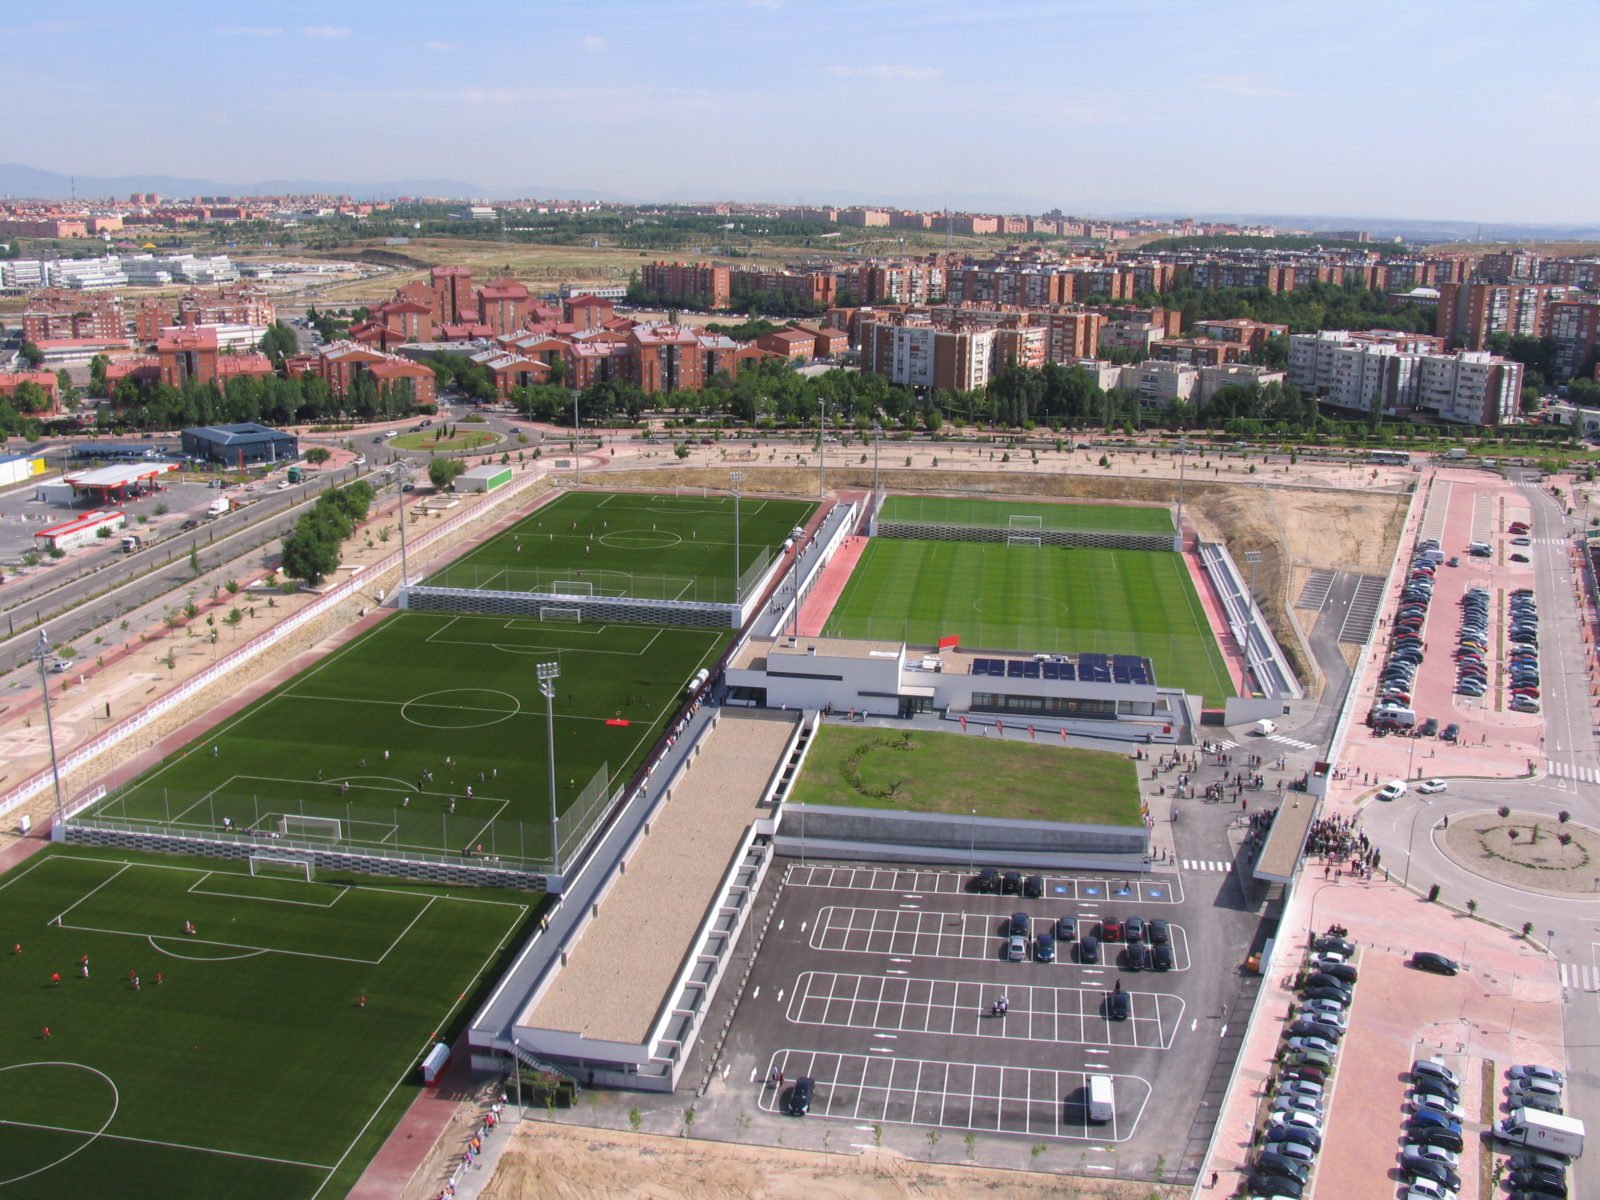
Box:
[1546,299,1600,379]
[854,262,945,305]
[1124,360,1198,408]
[177,284,276,330]
[1196,364,1287,406]
[1040,309,1104,364]
[318,342,438,405]
[861,318,997,392]
[1151,337,1241,367]
[946,265,1073,308]
[21,290,125,342]
[1415,351,1523,425]
[429,266,476,325]
[730,267,836,310]
[640,261,731,310]
[1288,330,1520,424]
[1192,318,1289,355]
[1435,281,1561,350]
[477,278,533,337]
[1098,320,1165,357]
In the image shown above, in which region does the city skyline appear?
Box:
[3,0,1597,225]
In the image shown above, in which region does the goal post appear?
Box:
[1007,514,1044,530]
[551,580,594,597]
[539,606,582,623]
[1006,535,1043,548]
[249,854,313,881]
[279,814,342,841]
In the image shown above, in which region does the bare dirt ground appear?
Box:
[479,1122,1180,1200]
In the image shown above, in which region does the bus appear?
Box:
[1370,449,1412,466]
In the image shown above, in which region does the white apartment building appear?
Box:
[1289,330,1522,425]
[1098,320,1164,356]
[1197,364,1287,406]
[0,259,45,290]
[1122,360,1198,407]
[47,257,128,290]
[1070,359,1126,392]
[1416,351,1523,425]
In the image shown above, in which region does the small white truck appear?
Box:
[1496,1108,1584,1158]
[205,497,231,519]
[1087,1074,1114,1124]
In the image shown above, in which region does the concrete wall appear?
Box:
[405,585,739,629]
[876,520,1176,553]
[776,802,1148,871]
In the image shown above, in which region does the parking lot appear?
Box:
[705,855,1255,1174]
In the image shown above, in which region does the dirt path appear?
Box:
[478,1121,1180,1200]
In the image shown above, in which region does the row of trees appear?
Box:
[279,480,375,586]
[83,367,422,432]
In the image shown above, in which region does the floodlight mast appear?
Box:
[36,631,65,836]
[730,471,744,604]
[537,662,561,873]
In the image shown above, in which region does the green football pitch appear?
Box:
[0,847,528,1200]
[878,495,1174,534]
[823,540,1236,707]
[87,611,728,867]
[426,489,815,603]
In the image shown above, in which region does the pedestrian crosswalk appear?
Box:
[1181,859,1233,873]
[1547,761,1600,784]
[1526,537,1566,546]
[1268,733,1318,751]
[1558,961,1600,991]
[1212,738,1239,750]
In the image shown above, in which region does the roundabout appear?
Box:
[1438,808,1597,896]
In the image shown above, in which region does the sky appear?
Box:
[3,0,1598,224]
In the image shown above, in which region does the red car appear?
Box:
[1100,918,1123,942]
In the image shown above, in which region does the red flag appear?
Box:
[605,718,631,727]
[938,634,960,649]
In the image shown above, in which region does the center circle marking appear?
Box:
[400,688,521,729]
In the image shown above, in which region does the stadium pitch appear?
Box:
[0,847,528,1200]
[426,488,815,603]
[878,495,1174,534]
[822,539,1236,708]
[87,611,727,866]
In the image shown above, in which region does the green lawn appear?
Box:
[89,611,728,867]
[788,726,1142,825]
[391,430,497,451]
[879,495,1173,534]
[0,847,529,1200]
[823,540,1235,708]
[427,489,815,604]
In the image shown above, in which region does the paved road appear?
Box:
[1360,466,1600,1197]
[0,463,369,678]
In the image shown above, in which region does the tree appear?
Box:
[87,353,110,397]
[428,457,466,490]
[259,321,299,369]
[279,524,340,586]
[18,341,43,368]
[303,446,331,466]
[9,381,51,413]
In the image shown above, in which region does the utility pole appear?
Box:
[818,396,826,499]
[730,470,744,604]
[35,631,65,836]
[538,662,561,872]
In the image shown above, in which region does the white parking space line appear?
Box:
[785,969,1185,1048]
[785,865,1184,905]
[808,906,1192,972]
[760,1050,1152,1142]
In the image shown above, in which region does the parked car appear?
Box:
[1312,936,1353,957]
[1023,874,1044,899]
[1412,1058,1460,1088]
[1124,942,1150,971]
[1078,935,1100,964]
[1151,943,1173,970]
[1100,918,1123,942]
[1148,919,1170,945]
[1509,1064,1565,1087]
[1055,916,1077,941]
[1034,932,1055,962]
[1106,989,1130,1020]
[973,867,1000,893]
[785,1076,814,1115]
[1286,1035,1338,1056]
[1124,916,1145,943]
[1410,952,1460,975]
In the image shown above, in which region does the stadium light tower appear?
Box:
[729,470,744,604]
[34,631,65,836]
[537,662,562,873]
[817,396,826,499]
[872,421,882,500]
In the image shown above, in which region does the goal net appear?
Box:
[1006,535,1043,548]
[539,606,582,623]
[551,580,594,597]
[249,854,313,881]
[675,485,708,498]
[280,814,342,841]
[1007,515,1044,530]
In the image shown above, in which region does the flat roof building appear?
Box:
[180,422,299,466]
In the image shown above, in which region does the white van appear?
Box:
[1254,719,1278,736]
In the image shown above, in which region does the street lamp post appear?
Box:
[730,470,743,604]
[538,662,561,873]
[572,391,581,486]
[35,631,65,837]
[872,421,882,499]
[817,396,826,499]
[1402,799,1433,888]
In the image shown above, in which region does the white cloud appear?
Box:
[826,64,941,82]
[424,40,456,52]
[1198,73,1288,99]
[581,34,608,53]
[217,25,282,37]
[302,25,351,39]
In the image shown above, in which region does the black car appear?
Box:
[1304,973,1353,996]
[1408,1125,1464,1153]
[1246,1173,1302,1198]
[1302,984,1351,1004]
[1255,1152,1309,1183]
[1401,1157,1460,1190]
[1124,916,1145,943]
[1410,1075,1458,1103]
[1124,943,1150,971]
[1010,912,1030,936]
[1266,1123,1322,1152]
[1313,936,1355,956]
[1106,988,1130,1020]
[1151,942,1173,970]
[1507,1169,1567,1196]
[1002,871,1022,895]
[1410,952,1460,975]
[1078,935,1100,964]
[1023,874,1044,899]
[785,1076,814,1115]
[1056,916,1076,941]
[1148,919,1170,945]
[1441,724,1460,742]
[1288,1018,1344,1042]
[973,867,1000,893]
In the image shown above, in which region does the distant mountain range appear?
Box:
[2,163,1595,245]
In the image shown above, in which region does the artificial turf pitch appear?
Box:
[426,489,816,603]
[878,495,1174,534]
[0,847,528,1200]
[823,539,1236,708]
[88,612,727,865]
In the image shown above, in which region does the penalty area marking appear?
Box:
[146,935,270,962]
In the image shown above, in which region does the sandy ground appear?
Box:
[478,1122,1180,1200]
